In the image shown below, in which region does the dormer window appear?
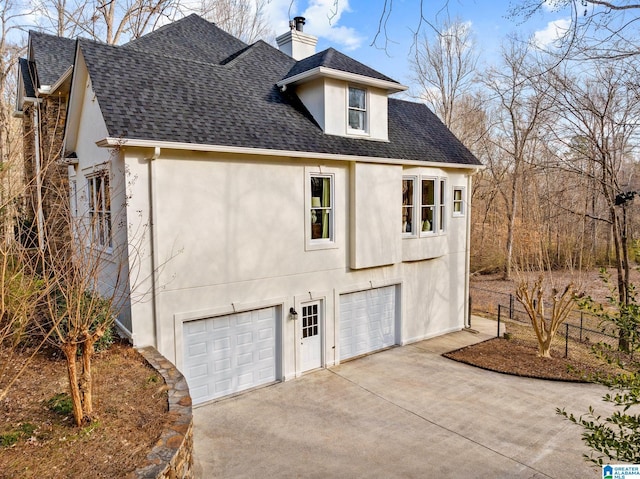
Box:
[348,86,367,133]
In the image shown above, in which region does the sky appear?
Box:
[262,0,571,91]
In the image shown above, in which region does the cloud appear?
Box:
[265,0,364,51]
[534,18,570,47]
[302,0,364,50]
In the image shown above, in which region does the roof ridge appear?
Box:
[81,37,274,71]
[124,13,202,47]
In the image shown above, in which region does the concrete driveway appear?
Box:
[193,318,608,478]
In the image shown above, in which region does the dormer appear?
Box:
[277,48,407,142]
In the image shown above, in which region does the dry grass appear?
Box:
[0,341,169,478]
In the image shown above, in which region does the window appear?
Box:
[439,179,446,232]
[348,86,367,132]
[310,175,332,241]
[302,303,319,338]
[453,187,465,216]
[402,177,416,235]
[88,173,111,248]
[420,179,435,234]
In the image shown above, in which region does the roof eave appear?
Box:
[36,64,73,96]
[96,137,482,170]
[277,66,408,94]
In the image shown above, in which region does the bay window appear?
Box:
[402,177,416,235]
[439,178,446,232]
[421,178,435,234]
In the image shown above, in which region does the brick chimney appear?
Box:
[276,16,318,61]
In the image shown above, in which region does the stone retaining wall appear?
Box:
[131,347,194,479]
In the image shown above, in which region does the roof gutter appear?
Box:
[96,137,483,171]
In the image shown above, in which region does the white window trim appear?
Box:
[402,175,418,238]
[439,178,447,233]
[453,186,466,217]
[305,169,337,251]
[404,174,448,239]
[419,176,437,237]
[86,170,112,251]
[346,85,369,136]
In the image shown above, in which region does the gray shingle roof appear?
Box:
[124,14,247,65]
[29,32,76,87]
[19,58,36,98]
[74,16,479,166]
[282,47,399,84]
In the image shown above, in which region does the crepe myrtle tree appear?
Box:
[515,276,579,358]
[36,155,176,427]
[37,161,130,426]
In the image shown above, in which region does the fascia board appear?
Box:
[96,137,483,171]
[49,66,73,94]
[277,66,408,93]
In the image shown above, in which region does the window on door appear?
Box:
[302,303,319,338]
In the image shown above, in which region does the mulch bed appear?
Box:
[444,323,625,382]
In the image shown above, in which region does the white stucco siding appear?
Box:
[65,61,134,336]
[148,154,347,290]
[367,88,388,141]
[320,80,388,141]
[296,78,325,131]
[350,162,401,269]
[323,78,345,137]
[119,148,471,384]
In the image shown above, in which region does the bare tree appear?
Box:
[410,16,479,133]
[547,59,640,309]
[510,0,640,60]
[189,0,273,43]
[482,36,553,279]
[516,276,578,358]
[33,0,180,44]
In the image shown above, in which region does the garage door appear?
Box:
[183,307,278,405]
[339,286,396,361]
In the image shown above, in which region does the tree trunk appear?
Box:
[61,343,86,427]
[538,338,552,358]
[80,338,95,417]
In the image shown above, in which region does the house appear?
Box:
[15,33,76,253]
[16,15,482,405]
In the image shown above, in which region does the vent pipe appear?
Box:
[294,16,306,32]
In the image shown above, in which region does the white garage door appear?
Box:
[339,286,396,361]
[183,307,278,405]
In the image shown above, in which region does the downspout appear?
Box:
[33,103,45,252]
[464,171,477,328]
[147,147,161,353]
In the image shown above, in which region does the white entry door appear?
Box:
[300,301,322,372]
